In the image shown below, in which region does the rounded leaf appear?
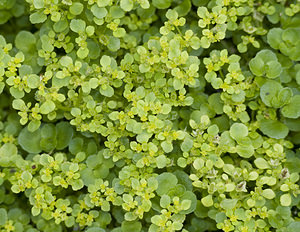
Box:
[18,127,42,153]
[156,172,178,196]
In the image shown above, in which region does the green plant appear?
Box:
[0,0,300,231]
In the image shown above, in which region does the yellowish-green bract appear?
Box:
[0,0,300,231]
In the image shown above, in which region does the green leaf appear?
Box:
[100,85,114,97]
[180,191,197,214]
[262,189,275,199]
[168,39,181,60]
[174,0,191,16]
[259,118,289,139]
[120,0,134,11]
[181,137,193,152]
[201,195,213,207]
[156,172,178,196]
[287,221,300,232]
[28,120,41,132]
[280,193,291,206]
[156,155,168,169]
[69,2,84,15]
[107,36,120,51]
[53,19,68,32]
[60,56,73,67]
[77,47,89,59]
[254,158,270,169]
[0,208,7,226]
[91,5,108,18]
[100,55,111,67]
[260,80,282,107]
[265,60,282,78]
[249,50,281,78]
[267,28,283,49]
[152,0,172,9]
[70,19,86,33]
[121,221,142,232]
[40,100,56,114]
[220,199,237,210]
[15,31,36,52]
[229,123,248,140]
[160,195,171,208]
[18,127,42,153]
[110,6,125,18]
[0,143,17,163]
[236,145,254,158]
[56,122,73,150]
[161,141,173,153]
[69,137,84,154]
[12,99,26,110]
[72,179,84,191]
[27,74,40,88]
[282,95,300,119]
[86,228,105,232]
[249,57,264,76]
[30,11,47,24]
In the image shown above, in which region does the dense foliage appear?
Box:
[0,0,300,231]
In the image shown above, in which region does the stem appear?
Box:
[175,25,183,38]
[219,70,225,79]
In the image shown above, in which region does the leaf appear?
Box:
[280,193,291,206]
[161,141,173,153]
[201,195,213,207]
[100,85,114,97]
[91,5,108,18]
[54,122,73,150]
[180,191,197,214]
[0,208,7,226]
[12,99,26,110]
[60,56,73,67]
[168,39,181,60]
[86,228,105,232]
[236,145,254,158]
[259,118,289,139]
[282,95,300,119]
[229,123,248,140]
[220,199,237,210]
[287,222,300,232]
[69,137,84,155]
[160,195,171,208]
[181,137,193,152]
[254,158,270,169]
[33,0,44,8]
[15,31,36,52]
[70,19,86,33]
[267,28,283,49]
[120,0,134,11]
[27,74,40,89]
[249,57,264,76]
[156,172,178,196]
[121,221,142,232]
[265,60,282,78]
[260,80,282,107]
[30,11,47,24]
[69,2,84,15]
[110,6,125,18]
[174,0,191,16]
[18,126,42,153]
[262,189,275,199]
[107,36,120,51]
[40,100,56,114]
[152,0,172,9]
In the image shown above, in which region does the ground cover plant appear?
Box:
[0,0,300,231]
